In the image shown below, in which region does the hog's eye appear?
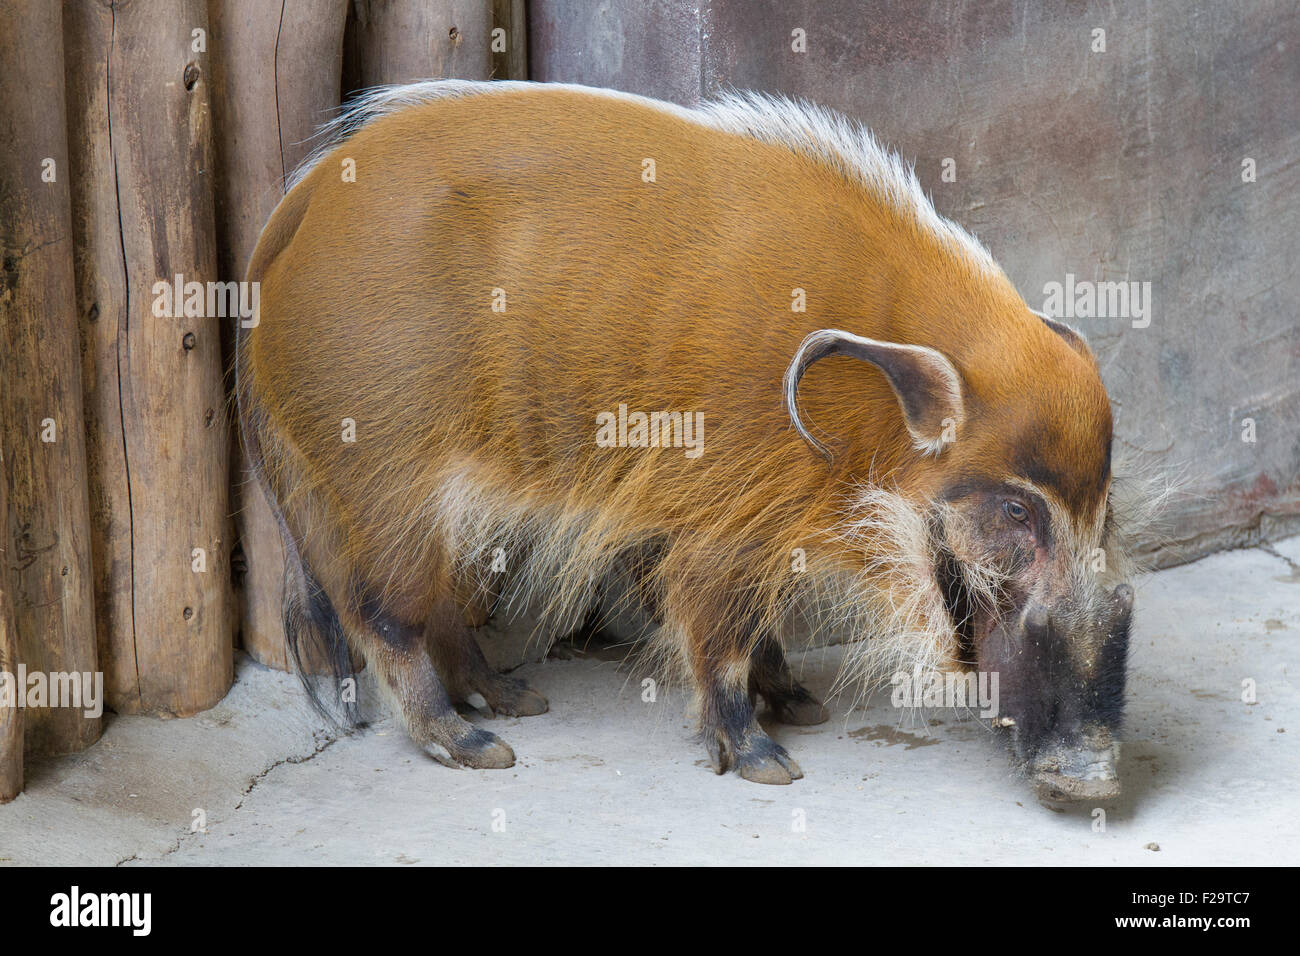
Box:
[1003,500,1030,524]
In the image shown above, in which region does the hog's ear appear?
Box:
[783,328,965,460]
[1032,309,1096,362]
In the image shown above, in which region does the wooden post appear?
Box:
[343,0,495,91]
[62,0,233,716]
[0,1,101,757]
[208,0,349,672]
[492,0,528,80]
[0,445,22,802]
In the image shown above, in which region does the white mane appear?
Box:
[288,79,995,272]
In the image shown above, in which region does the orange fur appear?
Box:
[237,82,1118,779]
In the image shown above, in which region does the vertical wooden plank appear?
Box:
[209,0,350,278]
[343,0,494,91]
[64,0,233,715]
[63,0,132,716]
[0,0,101,756]
[0,444,22,801]
[492,0,528,80]
[208,0,348,671]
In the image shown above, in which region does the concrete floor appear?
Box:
[2,537,1297,866]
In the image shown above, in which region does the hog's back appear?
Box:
[248,87,912,532]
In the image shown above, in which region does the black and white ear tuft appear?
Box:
[783,329,964,461]
[1031,308,1094,360]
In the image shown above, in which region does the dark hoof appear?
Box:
[484,677,549,717]
[705,731,803,785]
[738,746,803,785]
[769,696,829,726]
[442,726,516,769]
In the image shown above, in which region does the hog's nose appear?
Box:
[1030,736,1121,803]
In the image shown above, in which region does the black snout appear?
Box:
[986,582,1134,802]
[1030,732,1121,802]
[1111,582,1134,632]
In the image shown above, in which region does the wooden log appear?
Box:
[492,0,528,80]
[0,444,22,801]
[0,0,101,757]
[208,0,349,672]
[343,0,494,91]
[62,0,232,716]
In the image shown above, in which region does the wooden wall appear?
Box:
[0,0,524,802]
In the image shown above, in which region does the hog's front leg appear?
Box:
[749,634,830,726]
[672,594,805,784]
[700,683,805,784]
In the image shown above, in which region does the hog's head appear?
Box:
[786,309,1133,802]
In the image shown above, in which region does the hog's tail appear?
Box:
[276,529,360,727]
[235,166,361,727]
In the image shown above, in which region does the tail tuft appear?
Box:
[280,539,363,729]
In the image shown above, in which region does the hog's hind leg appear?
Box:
[431,597,549,717]
[349,597,516,769]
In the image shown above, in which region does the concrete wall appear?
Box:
[530,0,1300,566]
